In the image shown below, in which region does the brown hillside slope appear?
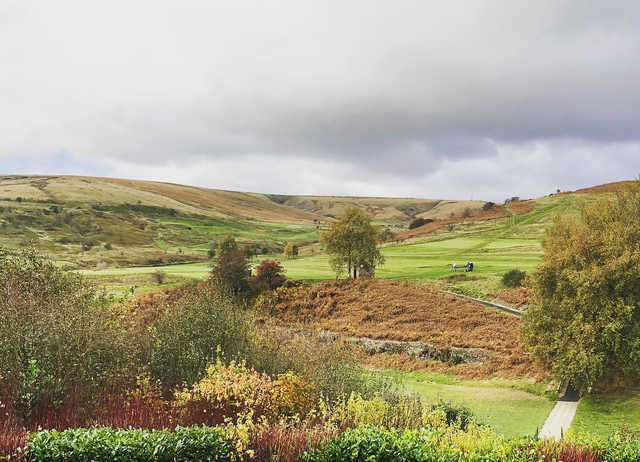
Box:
[271,195,442,221]
[0,175,325,223]
[572,180,635,194]
[267,280,543,379]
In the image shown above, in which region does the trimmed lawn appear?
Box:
[571,392,640,438]
[386,370,555,439]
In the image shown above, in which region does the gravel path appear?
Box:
[540,400,578,439]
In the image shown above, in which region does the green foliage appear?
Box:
[501,269,526,287]
[522,181,640,391]
[147,283,252,389]
[321,207,385,278]
[305,427,429,462]
[27,426,240,462]
[0,247,134,409]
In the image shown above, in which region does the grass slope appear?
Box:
[387,370,555,439]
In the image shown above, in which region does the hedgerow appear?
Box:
[27,426,248,462]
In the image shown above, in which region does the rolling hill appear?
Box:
[0,174,632,272]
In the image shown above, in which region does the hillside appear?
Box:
[0,175,324,223]
[268,195,475,222]
[0,175,631,273]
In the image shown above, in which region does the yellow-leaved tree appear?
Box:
[522,181,640,392]
[321,207,384,279]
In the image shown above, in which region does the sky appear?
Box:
[1,1,640,201]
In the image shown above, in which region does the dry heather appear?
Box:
[396,205,510,240]
[571,180,635,194]
[492,287,534,309]
[508,200,534,215]
[267,280,546,379]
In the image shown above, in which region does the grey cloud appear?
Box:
[1,0,640,198]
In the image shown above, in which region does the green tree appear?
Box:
[321,207,385,279]
[522,181,640,392]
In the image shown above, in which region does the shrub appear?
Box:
[151,269,167,284]
[305,426,429,462]
[306,424,514,462]
[103,242,112,250]
[502,269,526,287]
[147,282,252,389]
[27,426,245,462]
[57,236,71,244]
[175,361,315,425]
[483,202,496,211]
[0,248,134,423]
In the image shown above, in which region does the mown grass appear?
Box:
[384,370,555,439]
[571,392,640,438]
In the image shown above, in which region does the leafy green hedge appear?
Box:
[28,427,239,462]
[304,426,640,462]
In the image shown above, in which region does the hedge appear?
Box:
[304,426,640,462]
[27,427,241,462]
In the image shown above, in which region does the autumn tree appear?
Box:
[522,181,640,392]
[249,260,286,293]
[212,236,249,294]
[321,206,385,279]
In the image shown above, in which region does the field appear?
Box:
[571,393,640,438]
[385,370,555,438]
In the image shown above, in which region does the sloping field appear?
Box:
[268,279,544,379]
[396,205,510,240]
[0,175,324,223]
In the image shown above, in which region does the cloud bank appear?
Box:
[1,0,640,200]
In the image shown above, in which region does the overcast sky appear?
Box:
[2,1,640,201]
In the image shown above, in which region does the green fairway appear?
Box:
[387,370,555,438]
[571,392,640,438]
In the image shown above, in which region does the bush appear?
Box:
[483,202,496,211]
[27,426,244,462]
[502,269,526,287]
[103,242,112,250]
[175,361,315,425]
[305,426,428,462]
[0,248,134,422]
[147,282,252,389]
